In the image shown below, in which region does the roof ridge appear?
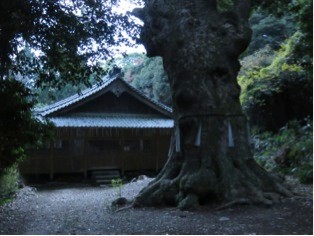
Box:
[36,75,116,116]
[59,113,167,118]
[36,74,173,117]
[117,77,173,114]
[49,116,174,128]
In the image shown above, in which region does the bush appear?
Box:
[238,32,312,132]
[253,118,313,183]
[111,178,123,198]
[0,164,20,200]
[0,79,53,177]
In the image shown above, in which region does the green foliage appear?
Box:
[0,164,20,200]
[239,46,275,74]
[251,0,312,71]
[238,31,312,131]
[253,118,313,183]
[0,79,53,177]
[35,80,93,107]
[247,11,296,54]
[0,0,139,86]
[111,178,123,198]
[130,56,171,106]
[0,0,139,183]
[237,3,312,182]
[109,53,172,106]
[217,0,234,12]
[0,198,12,206]
[34,53,172,107]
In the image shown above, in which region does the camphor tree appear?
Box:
[132,0,292,209]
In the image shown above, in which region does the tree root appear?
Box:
[114,203,135,213]
[215,191,286,211]
[216,198,251,210]
[113,173,293,212]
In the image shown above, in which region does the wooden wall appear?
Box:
[20,127,171,178]
[66,92,163,116]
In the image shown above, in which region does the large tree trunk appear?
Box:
[132,0,290,210]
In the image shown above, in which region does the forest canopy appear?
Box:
[0,0,141,86]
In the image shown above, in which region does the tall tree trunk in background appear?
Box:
[132,0,290,209]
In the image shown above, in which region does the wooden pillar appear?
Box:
[121,151,125,177]
[49,140,54,181]
[83,140,87,178]
[155,133,160,172]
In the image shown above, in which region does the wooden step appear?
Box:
[91,170,120,176]
[89,169,121,186]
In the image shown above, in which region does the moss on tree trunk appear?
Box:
[132,0,291,209]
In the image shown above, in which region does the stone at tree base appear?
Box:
[132,0,291,209]
[178,193,200,210]
[219,217,230,221]
[111,197,129,207]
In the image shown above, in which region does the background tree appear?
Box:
[132,0,291,210]
[0,0,138,178]
[252,0,312,73]
[0,0,140,85]
[119,53,172,106]
[0,79,53,178]
[35,53,172,107]
[238,0,313,183]
[241,0,313,132]
[246,10,296,55]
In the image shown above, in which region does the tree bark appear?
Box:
[132,0,290,209]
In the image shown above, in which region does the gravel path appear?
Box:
[0,177,312,234]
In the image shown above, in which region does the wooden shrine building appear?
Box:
[19,71,173,180]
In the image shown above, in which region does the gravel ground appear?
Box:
[0,177,312,235]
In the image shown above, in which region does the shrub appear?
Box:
[0,79,53,177]
[0,164,20,200]
[111,178,123,198]
[253,118,313,183]
[238,32,312,132]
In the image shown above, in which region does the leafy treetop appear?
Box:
[0,0,139,87]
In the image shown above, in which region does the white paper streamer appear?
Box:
[246,121,251,143]
[168,133,175,157]
[175,125,181,152]
[228,121,235,147]
[194,122,202,147]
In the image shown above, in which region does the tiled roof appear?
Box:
[36,76,116,116]
[50,115,174,128]
[36,73,172,117]
[121,78,172,115]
